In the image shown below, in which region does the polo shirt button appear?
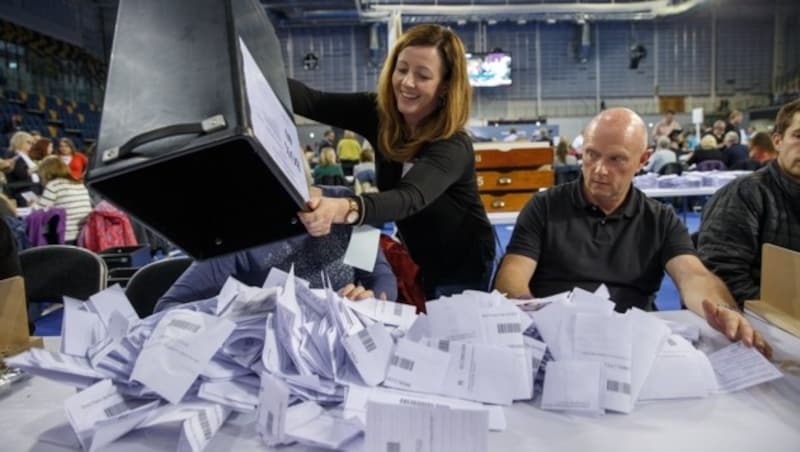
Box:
[601,220,606,225]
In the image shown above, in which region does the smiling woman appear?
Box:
[288,24,495,299]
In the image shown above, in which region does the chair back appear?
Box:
[19,245,107,303]
[316,174,347,186]
[696,159,727,171]
[658,162,684,175]
[554,164,581,185]
[125,257,193,317]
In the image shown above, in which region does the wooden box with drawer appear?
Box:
[474,142,554,213]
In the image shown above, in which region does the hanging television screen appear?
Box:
[466,51,512,87]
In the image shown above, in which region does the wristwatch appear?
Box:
[345,197,361,224]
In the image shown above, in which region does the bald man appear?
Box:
[495,108,771,357]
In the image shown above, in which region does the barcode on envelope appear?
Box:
[390,355,415,371]
[387,441,401,452]
[198,410,212,440]
[497,323,521,334]
[607,380,631,394]
[103,401,131,418]
[393,303,403,316]
[358,329,377,352]
[266,411,274,433]
[168,318,201,333]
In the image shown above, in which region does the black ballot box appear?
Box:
[87,0,309,260]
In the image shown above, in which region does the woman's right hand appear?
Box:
[297,196,349,236]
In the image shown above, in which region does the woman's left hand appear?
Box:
[297,196,347,237]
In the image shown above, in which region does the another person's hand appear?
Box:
[702,299,772,358]
[338,284,388,301]
[0,157,14,172]
[297,196,347,237]
[338,284,372,301]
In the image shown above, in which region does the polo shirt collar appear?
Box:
[571,174,640,219]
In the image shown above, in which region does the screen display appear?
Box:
[467,52,512,87]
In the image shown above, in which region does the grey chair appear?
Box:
[125,257,193,317]
[19,245,108,304]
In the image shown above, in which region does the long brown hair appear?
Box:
[29,138,52,161]
[37,155,80,185]
[377,24,471,162]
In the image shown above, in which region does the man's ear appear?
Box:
[771,132,783,151]
[639,149,652,167]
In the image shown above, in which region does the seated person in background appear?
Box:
[57,138,88,181]
[553,138,578,167]
[686,134,724,167]
[353,148,376,186]
[312,147,345,185]
[337,130,362,176]
[31,156,92,244]
[155,186,397,312]
[494,107,771,357]
[0,216,22,280]
[5,131,42,207]
[721,131,749,168]
[729,131,778,170]
[0,193,28,251]
[698,99,800,307]
[28,138,53,162]
[643,136,677,173]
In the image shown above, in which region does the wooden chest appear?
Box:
[474,142,554,212]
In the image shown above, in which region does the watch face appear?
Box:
[346,211,359,224]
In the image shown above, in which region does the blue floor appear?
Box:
[493,212,701,311]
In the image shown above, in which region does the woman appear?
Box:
[29,138,53,162]
[33,156,92,243]
[687,135,724,166]
[57,137,88,180]
[553,138,578,167]
[337,130,362,175]
[312,147,345,185]
[291,24,495,298]
[5,131,41,207]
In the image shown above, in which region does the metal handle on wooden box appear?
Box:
[491,200,506,209]
[498,176,513,185]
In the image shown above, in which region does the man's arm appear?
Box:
[494,253,538,299]
[696,183,762,305]
[666,254,771,357]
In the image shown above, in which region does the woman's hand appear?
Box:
[297,196,349,237]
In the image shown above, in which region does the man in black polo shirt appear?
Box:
[495,107,770,357]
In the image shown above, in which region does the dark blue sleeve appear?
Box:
[354,247,398,301]
[154,251,248,312]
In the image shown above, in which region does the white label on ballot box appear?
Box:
[239,37,309,203]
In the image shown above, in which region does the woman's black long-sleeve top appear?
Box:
[288,79,495,292]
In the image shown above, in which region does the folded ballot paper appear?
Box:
[5,278,783,452]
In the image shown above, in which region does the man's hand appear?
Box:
[702,299,772,358]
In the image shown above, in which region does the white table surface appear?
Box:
[1,311,798,452]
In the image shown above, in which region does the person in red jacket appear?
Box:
[57,138,88,181]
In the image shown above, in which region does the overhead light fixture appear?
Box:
[487,19,497,25]
[546,18,557,24]
[456,19,466,25]
[517,19,527,25]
